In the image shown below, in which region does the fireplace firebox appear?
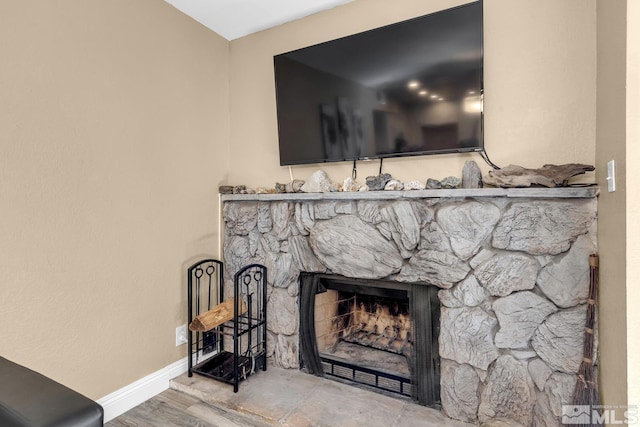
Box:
[299,273,441,407]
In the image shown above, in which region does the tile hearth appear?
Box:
[171,366,470,427]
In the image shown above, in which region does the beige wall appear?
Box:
[0,0,229,398]
[626,0,640,408]
[228,0,596,188]
[3,0,633,407]
[595,0,629,408]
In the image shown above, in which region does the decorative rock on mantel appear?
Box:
[300,170,333,193]
[221,187,598,426]
[462,160,483,189]
[426,178,442,189]
[441,176,462,189]
[365,173,392,191]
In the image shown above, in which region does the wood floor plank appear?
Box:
[154,389,205,411]
[106,392,215,427]
[187,402,273,427]
[103,419,131,427]
[106,388,271,427]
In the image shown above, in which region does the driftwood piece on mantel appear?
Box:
[484,163,595,188]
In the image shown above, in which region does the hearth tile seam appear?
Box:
[277,379,325,425]
[389,407,406,427]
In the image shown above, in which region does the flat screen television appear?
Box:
[274,0,483,166]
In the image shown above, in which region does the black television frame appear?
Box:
[274,0,484,166]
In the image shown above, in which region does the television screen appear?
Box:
[274,1,483,166]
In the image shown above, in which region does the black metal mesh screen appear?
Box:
[298,273,440,407]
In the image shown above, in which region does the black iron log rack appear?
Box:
[187,260,267,393]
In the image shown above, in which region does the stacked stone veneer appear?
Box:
[222,192,597,427]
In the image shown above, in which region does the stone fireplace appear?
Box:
[222,187,598,426]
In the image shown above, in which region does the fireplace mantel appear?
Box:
[221,187,598,426]
[221,186,598,202]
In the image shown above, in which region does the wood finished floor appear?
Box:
[105,388,271,427]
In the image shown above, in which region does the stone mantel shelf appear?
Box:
[221,186,598,202]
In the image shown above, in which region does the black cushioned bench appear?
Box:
[0,356,103,427]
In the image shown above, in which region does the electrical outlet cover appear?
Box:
[175,324,187,346]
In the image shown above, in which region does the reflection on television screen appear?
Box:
[274,1,483,166]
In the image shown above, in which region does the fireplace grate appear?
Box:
[320,354,412,398]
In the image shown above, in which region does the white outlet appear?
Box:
[175,324,187,346]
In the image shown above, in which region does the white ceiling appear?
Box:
[163,0,354,41]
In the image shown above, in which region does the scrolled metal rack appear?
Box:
[187,261,267,393]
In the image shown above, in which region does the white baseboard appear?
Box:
[97,357,188,422]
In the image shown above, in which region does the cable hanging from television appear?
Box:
[352,160,357,180]
[379,158,383,175]
[479,148,501,170]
